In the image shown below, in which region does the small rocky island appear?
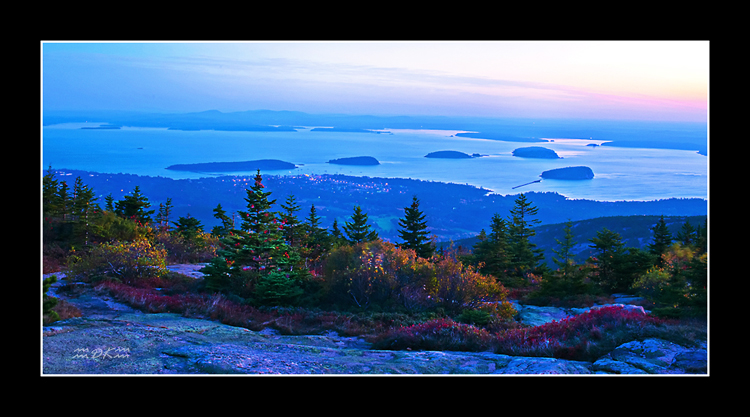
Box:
[166,159,297,172]
[512,147,561,159]
[327,156,380,166]
[541,166,594,180]
[425,150,481,159]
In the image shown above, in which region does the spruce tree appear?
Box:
[202,170,308,305]
[172,214,204,241]
[676,220,698,247]
[302,204,331,268]
[280,194,304,247]
[397,195,433,258]
[104,194,115,212]
[588,227,625,292]
[42,166,60,217]
[474,213,510,281]
[552,219,576,277]
[329,218,346,247]
[115,186,155,226]
[156,198,174,232]
[343,205,378,244]
[648,215,673,266]
[506,194,544,279]
[211,203,234,238]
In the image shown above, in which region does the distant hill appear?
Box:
[43,109,707,154]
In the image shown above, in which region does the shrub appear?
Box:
[492,305,667,361]
[321,240,508,314]
[43,275,60,324]
[371,318,493,352]
[67,239,168,285]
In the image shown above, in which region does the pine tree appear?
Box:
[343,205,378,244]
[648,215,673,266]
[506,194,544,278]
[397,195,433,258]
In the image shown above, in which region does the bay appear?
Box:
[41,124,708,202]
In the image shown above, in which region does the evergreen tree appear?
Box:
[302,204,332,270]
[329,218,346,247]
[552,219,576,277]
[506,194,544,279]
[156,198,174,232]
[280,194,304,247]
[104,194,115,212]
[473,213,510,282]
[202,170,308,304]
[588,228,625,292]
[648,215,673,266]
[172,214,204,241]
[55,179,72,220]
[210,203,234,238]
[115,186,155,226]
[42,166,60,217]
[397,195,433,258]
[71,176,97,217]
[676,220,698,247]
[343,205,378,244]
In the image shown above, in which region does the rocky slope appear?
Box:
[42,267,707,375]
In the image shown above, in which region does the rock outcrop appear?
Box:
[42,270,707,375]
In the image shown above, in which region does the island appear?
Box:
[166,159,298,172]
[81,124,121,130]
[311,127,390,134]
[327,156,380,166]
[540,166,594,180]
[512,146,561,159]
[424,150,474,159]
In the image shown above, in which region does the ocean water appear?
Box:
[41,123,708,202]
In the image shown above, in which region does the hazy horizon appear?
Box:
[41,41,709,124]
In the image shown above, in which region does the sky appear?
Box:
[41,41,709,123]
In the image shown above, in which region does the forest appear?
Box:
[42,167,708,361]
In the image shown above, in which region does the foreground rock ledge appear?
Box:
[42,312,705,375]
